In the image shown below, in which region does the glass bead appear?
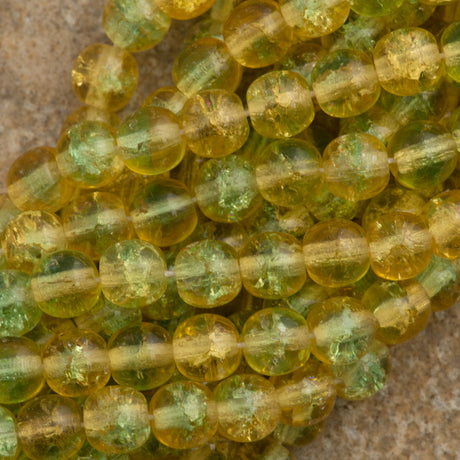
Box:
[42,329,111,397]
[0,194,20,231]
[223,0,292,68]
[366,211,433,280]
[143,86,188,115]
[0,270,42,338]
[129,179,198,247]
[60,105,120,137]
[195,154,262,223]
[117,107,186,176]
[303,219,369,288]
[349,0,403,16]
[103,0,171,52]
[175,240,241,308]
[239,232,306,299]
[149,381,218,449]
[442,21,460,83]
[84,385,151,454]
[247,71,314,139]
[272,421,324,447]
[388,121,458,191]
[181,90,249,158]
[155,0,216,19]
[307,296,377,365]
[373,28,443,96]
[31,250,101,318]
[272,359,336,426]
[242,307,311,376]
[311,49,380,118]
[387,0,435,29]
[0,406,19,460]
[259,441,295,460]
[61,191,133,261]
[173,38,242,97]
[1,210,67,273]
[0,336,44,404]
[172,313,241,382]
[17,395,85,460]
[72,43,138,112]
[108,323,175,390]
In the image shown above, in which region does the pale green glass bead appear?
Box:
[0,406,19,459]
[60,105,120,137]
[142,86,188,115]
[441,21,460,83]
[349,0,403,16]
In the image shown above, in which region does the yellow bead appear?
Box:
[155,0,216,19]
[143,86,188,115]
[0,406,19,459]
[349,0,403,16]
[387,0,435,29]
[441,20,460,83]
[273,421,325,447]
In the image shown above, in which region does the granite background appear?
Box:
[0,1,459,459]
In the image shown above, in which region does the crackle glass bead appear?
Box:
[373,28,443,96]
[143,86,188,115]
[307,297,377,365]
[214,374,280,442]
[72,43,138,112]
[60,105,120,137]
[0,406,19,459]
[0,194,20,230]
[17,395,85,460]
[387,0,435,29]
[42,329,111,397]
[129,178,197,247]
[181,90,249,158]
[103,0,171,52]
[349,0,403,16]
[323,133,389,201]
[223,0,292,68]
[155,0,216,19]
[242,307,310,376]
[239,232,306,299]
[367,212,433,280]
[149,381,218,449]
[303,219,369,288]
[441,21,460,83]
[31,250,100,318]
[172,314,241,382]
[117,107,185,176]
[247,71,314,139]
[108,323,175,390]
[273,421,324,447]
[84,385,150,454]
[311,49,380,118]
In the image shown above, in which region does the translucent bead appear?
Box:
[311,49,380,118]
[349,0,403,16]
[223,0,292,68]
[272,359,336,426]
[387,0,435,29]
[247,71,314,139]
[61,191,133,261]
[239,232,306,299]
[31,250,100,318]
[366,212,433,280]
[181,90,249,157]
[143,86,188,115]
[60,105,120,137]
[149,381,218,449]
[0,336,44,404]
[272,421,324,447]
[129,179,198,247]
[84,386,151,454]
[1,210,67,273]
[388,121,458,191]
[173,38,242,97]
[0,194,20,231]
[303,219,369,288]
[42,329,111,397]
[441,21,460,82]
[0,270,42,337]
[307,297,377,365]
[117,107,186,176]
[323,133,389,201]
[155,0,216,19]
[175,240,241,308]
[242,307,311,376]
[72,43,138,112]
[195,154,262,223]
[373,28,443,96]
[17,395,85,460]
[103,0,171,52]
[0,406,19,459]
[108,323,175,390]
[173,314,241,382]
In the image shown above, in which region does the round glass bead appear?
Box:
[303,219,369,288]
[143,86,188,115]
[149,381,218,449]
[108,323,175,390]
[155,0,216,19]
[273,421,324,447]
[42,329,111,397]
[239,232,306,299]
[31,250,100,318]
[60,105,120,137]
[387,0,435,29]
[441,21,460,82]
[0,406,19,459]
[366,212,433,280]
[0,194,20,231]
[311,49,380,118]
[349,0,403,16]
[72,43,138,112]
[242,307,311,376]
[84,385,151,454]
[373,28,443,96]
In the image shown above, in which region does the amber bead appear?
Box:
[143,86,188,115]
[155,0,216,19]
[0,406,19,459]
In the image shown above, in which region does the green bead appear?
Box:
[0,406,19,459]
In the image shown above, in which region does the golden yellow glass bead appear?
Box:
[0,406,19,460]
[387,0,435,29]
[155,0,216,19]
[273,421,325,447]
[60,105,120,137]
[349,0,403,16]
[143,86,188,115]
[72,43,138,112]
[441,20,460,82]
[366,211,433,280]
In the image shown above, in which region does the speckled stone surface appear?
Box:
[0,2,459,459]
